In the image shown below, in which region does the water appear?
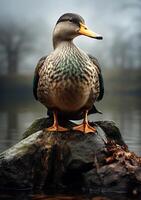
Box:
[0,94,140,155]
[0,94,141,200]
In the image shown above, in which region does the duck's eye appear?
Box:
[69,19,73,23]
[68,19,80,26]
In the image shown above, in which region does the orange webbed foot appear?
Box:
[73,123,97,134]
[46,125,69,132]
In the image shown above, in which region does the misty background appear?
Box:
[0,0,141,74]
[0,0,141,154]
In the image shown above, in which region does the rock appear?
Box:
[0,118,141,195]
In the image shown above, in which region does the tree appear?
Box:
[120,0,141,68]
[0,22,27,74]
[0,21,46,75]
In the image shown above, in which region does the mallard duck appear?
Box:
[33,13,104,133]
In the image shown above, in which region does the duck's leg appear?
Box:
[47,111,68,132]
[73,110,97,133]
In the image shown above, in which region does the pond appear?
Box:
[0,94,141,200]
[0,94,141,155]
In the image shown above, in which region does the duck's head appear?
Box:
[53,13,103,48]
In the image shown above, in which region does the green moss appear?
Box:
[23,118,48,139]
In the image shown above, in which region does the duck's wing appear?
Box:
[88,54,104,101]
[33,56,47,100]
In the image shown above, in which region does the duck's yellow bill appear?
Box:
[78,22,103,40]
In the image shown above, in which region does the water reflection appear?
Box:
[0,95,141,200]
[0,94,141,155]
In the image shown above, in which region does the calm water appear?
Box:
[0,94,141,155]
[0,94,141,200]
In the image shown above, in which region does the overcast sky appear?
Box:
[0,0,136,34]
[0,0,140,73]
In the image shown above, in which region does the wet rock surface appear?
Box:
[0,118,141,195]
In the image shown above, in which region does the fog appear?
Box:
[0,0,141,73]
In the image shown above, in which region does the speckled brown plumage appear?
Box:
[33,13,104,133]
[37,42,101,112]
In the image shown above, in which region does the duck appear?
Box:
[33,13,104,133]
